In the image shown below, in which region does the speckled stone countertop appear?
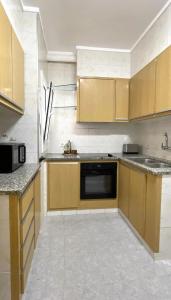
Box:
[0,164,40,195]
[45,153,171,175]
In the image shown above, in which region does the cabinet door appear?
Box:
[144,174,162,252]
[129,169,146,237]
[79,78,115,122]
[118,163,130,217]
[129,74,140,119]
[0,4,12,99]
[48,162,80,209]
[115,79,129,121]
[139,60,156,117]
[12,30,24,109]
[155,46,171,113]
[34,171,41,245]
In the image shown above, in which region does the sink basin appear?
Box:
[128,157,171,168]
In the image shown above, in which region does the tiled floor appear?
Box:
[23,213,171,300]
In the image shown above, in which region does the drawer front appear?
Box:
[20,182,34,220]
[21,219,34,269]
[21,201,34,245]
[21,238,34,293]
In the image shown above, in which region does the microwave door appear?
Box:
[19,145,26,163]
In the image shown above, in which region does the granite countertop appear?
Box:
[0,163,40,195]
[45,153,171,175]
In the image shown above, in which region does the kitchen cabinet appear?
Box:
[115,79,129,121]
[119,162,163,253]
[155,46,171,114]
[144,174,162,252]
[12,30,24,109]
[0,3,12,99]
[118,163,130,217]
[78,78,115,122]
[129,60,156,119]
[77,77,129,122]
[34,171,41,245]
[0,170,41,300]
[0,3,24,114]
[129,168,146,237]
[48,162,80,209]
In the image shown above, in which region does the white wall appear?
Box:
[77,49,130,78]
[0,0,48,163]
[47,62,133,154]
[131,4,171,75]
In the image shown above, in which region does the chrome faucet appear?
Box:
[161,132,171,150]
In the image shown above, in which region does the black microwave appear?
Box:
[0,143,26,173]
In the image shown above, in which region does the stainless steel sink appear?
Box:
[128,157,171,168]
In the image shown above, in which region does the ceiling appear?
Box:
[22,0,168,52]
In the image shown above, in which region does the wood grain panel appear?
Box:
[155,46,171,113]
[0,3,12,99]
[79,78,115,122]
[118,163,130,217]
[48,162,80,209]
[12,30,24,109]
[20,201,34,245]
[21,238,34,294]
[144,174,162,252]
[115,79,129,121]
[129,168,146,237]
[20,182,34,220]
[21,220,34,269]
[34,171,41,245]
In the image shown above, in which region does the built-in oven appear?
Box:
[80,162,117,200]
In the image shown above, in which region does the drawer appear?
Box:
[20,182,34,220]
[21,238,34,293]
[21,219,34,269]
[21,201,34,245]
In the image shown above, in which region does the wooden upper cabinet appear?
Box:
[155,46,171,113]
[118,163,130,217]
[78,78,115,122]
[129,74,140,119]
[129,168,146,237]
[139,60,156,117]
[115,79,129,121]
[48,162,80,210]
[129,61,156,119]
[0,3,12,99]
[12,30,25,109]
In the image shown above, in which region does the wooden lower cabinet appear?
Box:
[34,171,41,245]
[0,170,41,300]
[144,174,162,252]
[118,163,130,217]
[119,163,162,252]
[48,162,80,209]
[129,168,146,237]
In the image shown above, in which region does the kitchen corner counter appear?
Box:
[0,163,40,195]
[45,153,171,175]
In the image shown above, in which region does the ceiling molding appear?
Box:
[76,46,130,53]
[47,51,76,62]
[131,0,171,51]
[20,0,40,12]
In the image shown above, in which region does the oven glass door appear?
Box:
[85,174,113,196]
[81,163,117,200]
